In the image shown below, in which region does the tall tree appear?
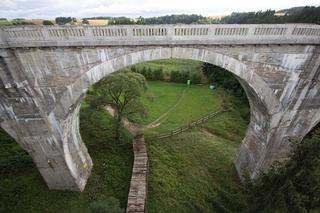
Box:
[55,17,76,25]
[93,70,147,141]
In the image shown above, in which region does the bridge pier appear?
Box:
[235,108,320,179]
[0,104,92,191]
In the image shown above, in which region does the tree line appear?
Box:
[1,6,319,26]
[220,6,320,24]
[81,6,320,25]
[130,66,202,84]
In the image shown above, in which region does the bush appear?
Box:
[153,68,164,80]
[88,197,124,213]
[130,66,137,73]
[132,66,164,81]
[43,20,54,25]
[140,67,147,77]
[170,70,189,83]
[145,67,153,80]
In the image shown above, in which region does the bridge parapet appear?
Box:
[0,24,319,48]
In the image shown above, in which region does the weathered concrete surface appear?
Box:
[0,24,319,191]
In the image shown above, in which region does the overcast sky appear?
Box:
[1,0,319,19]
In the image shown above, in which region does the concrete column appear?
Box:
[235,73,320,179]
[0,104,92,191]
[0,51,92,191]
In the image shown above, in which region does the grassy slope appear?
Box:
[147,89,250,213]
[140,81,221,135]
[0,105,133,213]
[139,81,185,124]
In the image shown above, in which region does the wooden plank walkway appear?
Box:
[126,135,148,213]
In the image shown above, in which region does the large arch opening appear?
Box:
[74,56,254,211]
[52,47,280,183]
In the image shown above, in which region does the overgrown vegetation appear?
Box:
[245,126,320,213]
[0,98,133,212]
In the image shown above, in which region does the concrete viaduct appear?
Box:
[0,24,319,191]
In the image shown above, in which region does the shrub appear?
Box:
[146,67,153,80]
[140,67,147,77]
[43,20,54,25]
[130,66,137,73]
[170,70,190,83]
[153,68,164,80]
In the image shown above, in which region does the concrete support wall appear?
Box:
[0,50,92,191]
[0,43,319,190]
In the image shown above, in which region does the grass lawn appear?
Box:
[139,81,222,135]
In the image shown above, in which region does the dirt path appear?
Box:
[104,105,140,134]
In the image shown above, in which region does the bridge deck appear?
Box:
[0,24,319,48]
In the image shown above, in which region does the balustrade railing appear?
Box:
[0,24,319,48]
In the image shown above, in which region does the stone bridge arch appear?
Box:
[0,24,319,191]
[46,47,281,191]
